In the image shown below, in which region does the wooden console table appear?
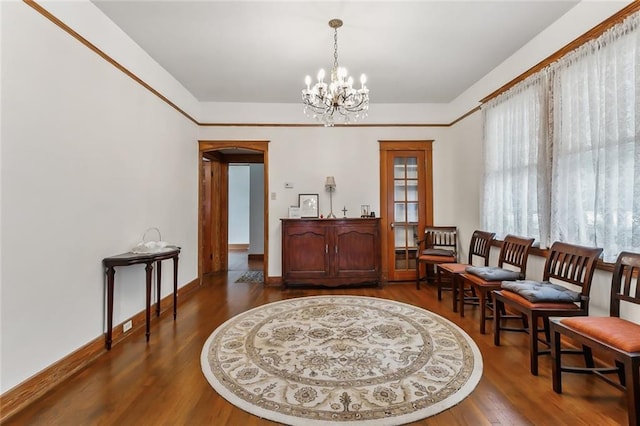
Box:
[103,247,180,350]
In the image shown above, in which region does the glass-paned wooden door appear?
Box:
[393,156,420,274]
[379,143,433,282]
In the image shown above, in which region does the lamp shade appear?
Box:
[325,176,336,189]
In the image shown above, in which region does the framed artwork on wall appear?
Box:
[298,194,319,218]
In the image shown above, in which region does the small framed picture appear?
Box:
[288,206,301,219]
[298,194,319,218]
[361,205,370,217]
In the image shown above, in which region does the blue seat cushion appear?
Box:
[422,248,455,257]
[465,266,522,282]
[501,280,581,303]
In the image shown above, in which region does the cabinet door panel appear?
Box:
[283,228,328,278]
[334,226,380,276]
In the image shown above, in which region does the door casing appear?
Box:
[198,140,269,282]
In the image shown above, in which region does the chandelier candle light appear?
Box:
[325,176,337,218]
[302,19,369,127]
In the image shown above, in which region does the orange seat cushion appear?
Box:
[497,289,581,310]
[559,317,640,353]
[438,263,468,274]
[418,255,456,264]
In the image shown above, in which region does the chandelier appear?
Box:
[302,19,369,127]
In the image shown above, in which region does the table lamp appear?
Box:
[325,176,337,218]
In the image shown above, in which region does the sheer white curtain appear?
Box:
[481,74,549,246]
[551,12,640,262]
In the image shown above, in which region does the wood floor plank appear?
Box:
[3,252,630,425]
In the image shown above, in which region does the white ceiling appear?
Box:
[91,1,579,104]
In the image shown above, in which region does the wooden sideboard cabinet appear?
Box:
[281,218,381,287]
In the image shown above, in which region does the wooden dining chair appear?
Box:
[493,241,603,376]
[550,251,640,426]
[436,230,495,312]
[415,226,457,290]
[459,235,534,333]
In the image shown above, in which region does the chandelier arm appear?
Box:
[303,103,331,114]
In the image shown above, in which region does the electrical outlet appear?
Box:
[123,319,132,333]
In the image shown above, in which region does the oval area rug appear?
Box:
[201,295,483,425]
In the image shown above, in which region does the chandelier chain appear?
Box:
[333,27,339,72]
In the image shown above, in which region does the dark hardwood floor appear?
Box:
[4,252,629,425]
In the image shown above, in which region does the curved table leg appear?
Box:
[105,266,115,350]
[156,260,162,317]
[173,256,179,320]
[145,262,154,341]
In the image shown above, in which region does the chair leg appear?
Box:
[624,358,639,426]
[426,264,435,285]
[436,267,443,301]
[479,288,488,334]
[522,314,529,330]
[416,261,421,289]
[551,327,562,393]
[543,316,551,344]
[615,360,626,386]
[494,296,502,346]
[582,345,595,369]
[459,279,466,317]
[451,274,458,312]
[530,313,539,376]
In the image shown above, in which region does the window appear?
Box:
[482,11,640,262]
[481,74,548,247]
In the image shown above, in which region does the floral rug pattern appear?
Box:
[201,296,482,425]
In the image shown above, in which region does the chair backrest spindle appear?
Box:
[497,235,535,278]
[467,230,495,265]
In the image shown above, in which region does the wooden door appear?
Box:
[379,141,433,282]
[202,160,214,273]
[200,154,228,275]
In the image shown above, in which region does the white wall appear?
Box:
[1,2,198,392]
[446,112,485,261]
[38,0,200,121]
[228,165,250,244]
